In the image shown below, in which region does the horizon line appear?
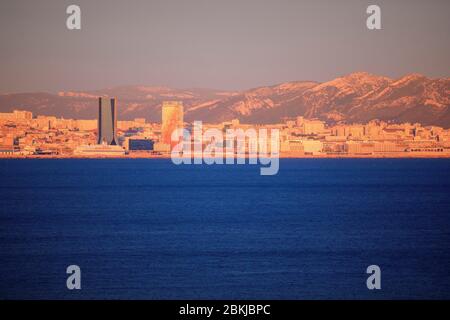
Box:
[1,71,448,95]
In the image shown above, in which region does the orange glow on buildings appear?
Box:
[161,101,184,146]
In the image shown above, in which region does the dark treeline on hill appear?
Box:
[1,72,449,128]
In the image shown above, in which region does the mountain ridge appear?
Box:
[1,72,449,128]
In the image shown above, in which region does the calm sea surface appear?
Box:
[0,159,449,299]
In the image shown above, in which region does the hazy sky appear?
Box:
[0,0,449,93]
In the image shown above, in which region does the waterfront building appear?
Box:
[153,142,171,153]
[301,140,323,154]
[128,139,154,152]
[74,144,125,156]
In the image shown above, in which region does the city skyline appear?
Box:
[1,102,450,158]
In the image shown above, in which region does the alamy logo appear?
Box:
[66,5,81,30]
[66,265,81,290]
[170,121,280,175]
[366,5,381,30]
[366,265,381,290]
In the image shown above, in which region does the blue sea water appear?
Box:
[0,158,449,299]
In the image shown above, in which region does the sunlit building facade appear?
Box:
[161,101,183,145]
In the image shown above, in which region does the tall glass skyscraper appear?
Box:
[98,97,118,145]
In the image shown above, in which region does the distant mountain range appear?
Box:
[1,72,449,128]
